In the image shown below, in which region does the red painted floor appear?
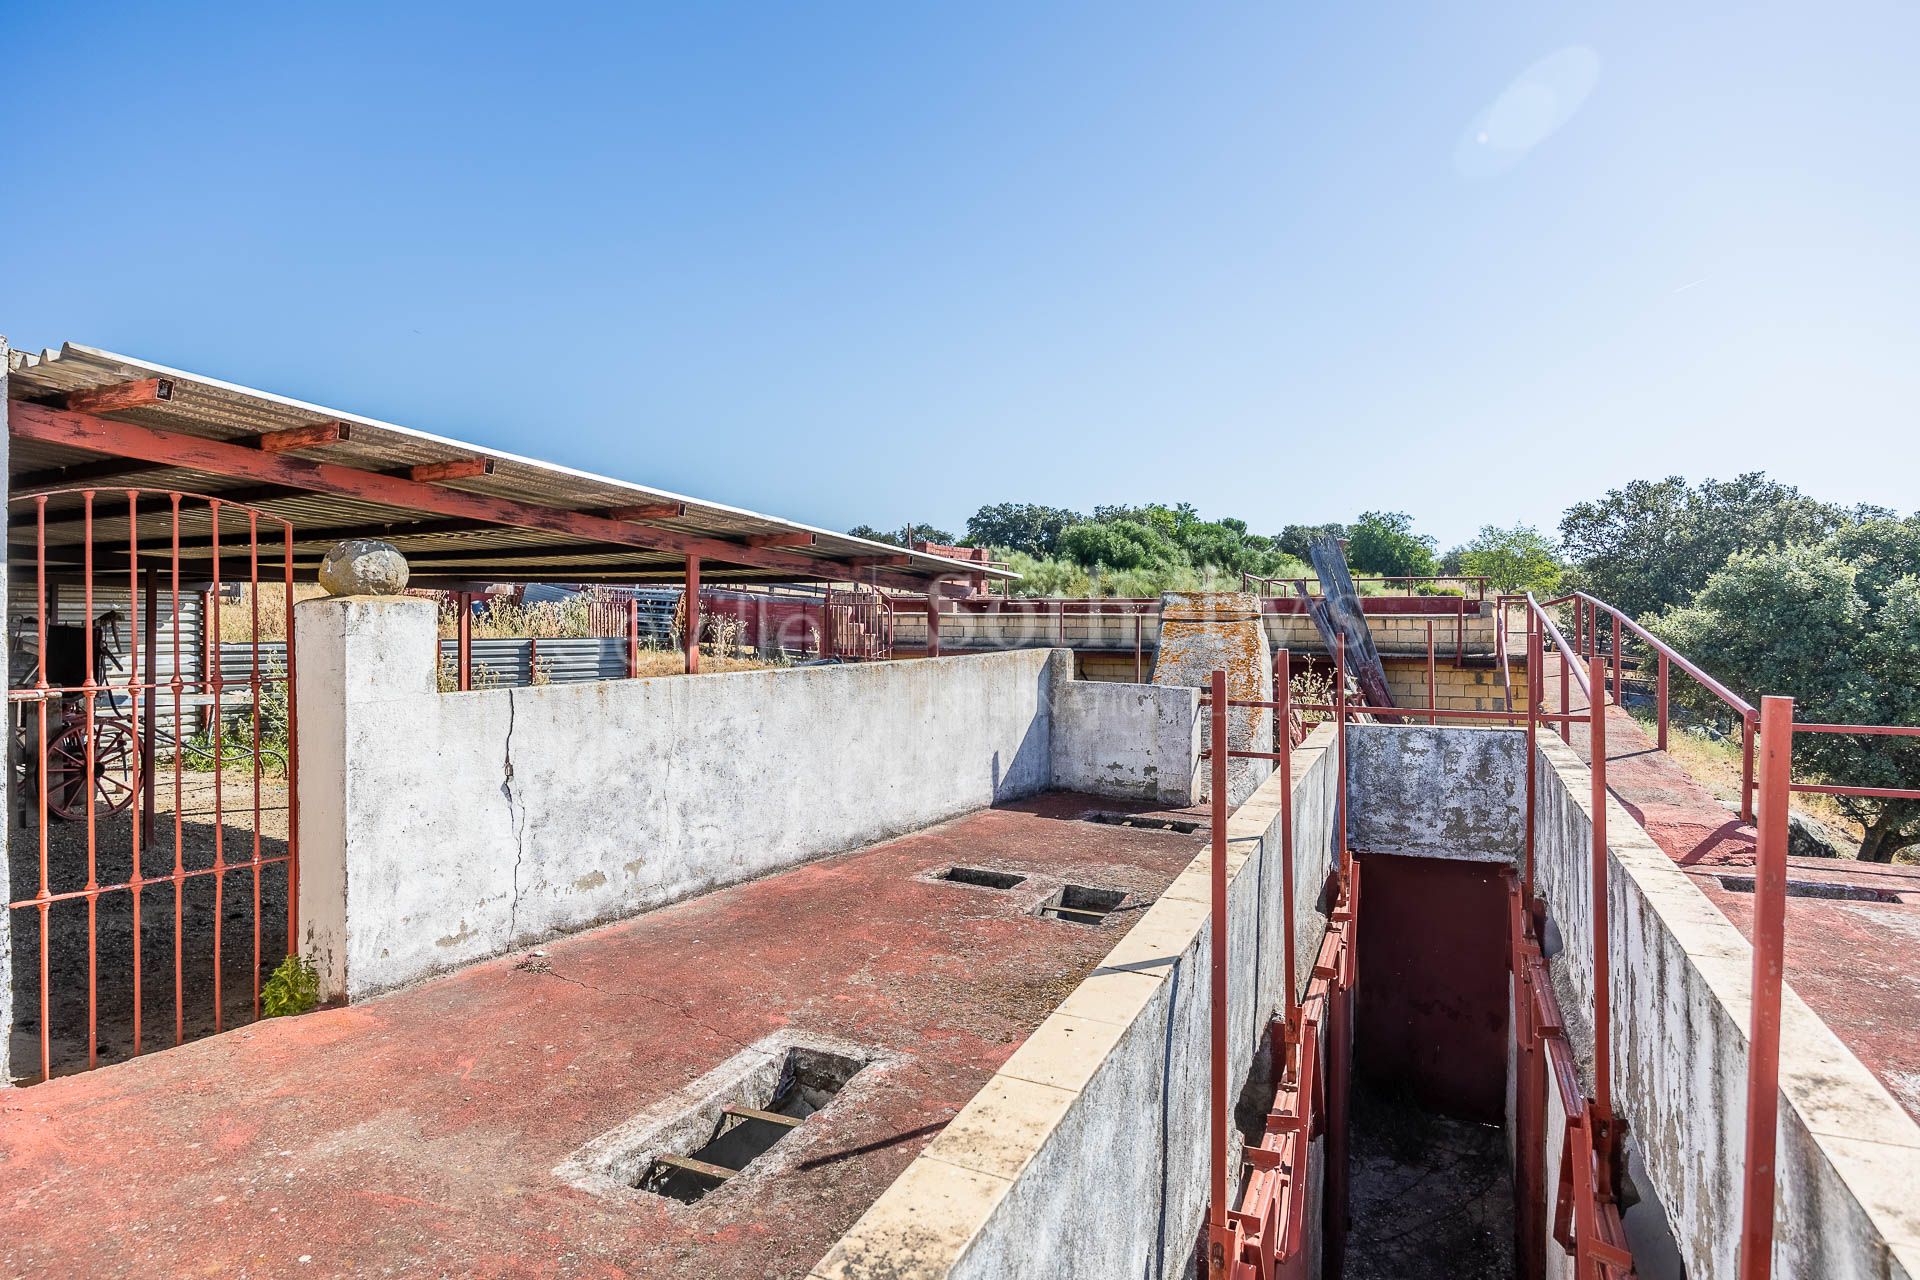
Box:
[1563,705,1920,1124]
[0,794,1204,1279]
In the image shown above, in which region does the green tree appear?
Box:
[846,522,954,547]
[1346,511,1437,577]
[963,503,1083,556]
[1275,522,1347,561]
[1647,521,1920,862]
[1057,519,1177,571]
[1558,473,1850,617]
[1452,524,1562,594]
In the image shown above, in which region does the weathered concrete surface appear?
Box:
[816,724,1342,1280]
[298,596,1081,998]
[1346,724,1525,863]
[1531,731,1920,1280]
[1556,700,1920,1127]
[297,599,1186,999]
[1154,591,1273,805]
[0,796,1202,1279]
[1051,680,1201,806]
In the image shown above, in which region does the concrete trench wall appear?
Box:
[1530,731,1920,1280]
[814,723,1341,1280]
[1345,723,1525,863]
[296,596,1203,1001]
[1050,680,1201,806]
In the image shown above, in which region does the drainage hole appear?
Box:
[940,866,1027,890]
[1084,811,1200,835]
[635,1047,865,1204]
[1037,883,1128,925]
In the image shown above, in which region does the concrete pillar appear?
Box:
[294,593,438,1001]
[1153,591,1274,805]
[926,586,942,658]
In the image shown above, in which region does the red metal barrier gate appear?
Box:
[7,489,300,1082]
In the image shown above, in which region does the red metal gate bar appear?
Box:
[7,487,301,1082]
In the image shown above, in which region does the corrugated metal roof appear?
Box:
[6,343,1009,587]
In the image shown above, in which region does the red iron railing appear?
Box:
[1242,571,1489,603]
[7,489,300,1083]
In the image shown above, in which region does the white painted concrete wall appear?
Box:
[1051,680,1201,806]
[1346,723,1525,863]
[296,596,1193,1001]
[815,724,1342,1280]
[1531,732,1920,1280]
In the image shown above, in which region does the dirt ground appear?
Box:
[8,769,291,1082]
[1344,1079,1517,1280]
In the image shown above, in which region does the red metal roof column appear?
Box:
[684,556,701,675]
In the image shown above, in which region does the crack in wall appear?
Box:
[502,688,529,943]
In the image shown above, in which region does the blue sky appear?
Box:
[4,2,1917,549]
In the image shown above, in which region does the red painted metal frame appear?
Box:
[9,399,969,596]
[7,488,300,1082]
[1243,570,1489,604]
[1510,879,1636,1279]
[1207,647,1358,1278]
[1737,697,1792,1280]
[1545,591,1758,819]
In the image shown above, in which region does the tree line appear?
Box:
[851,474,1918,861]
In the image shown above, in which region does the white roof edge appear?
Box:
[9,342,1014,581]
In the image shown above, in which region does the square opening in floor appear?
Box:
[631,1046,866,1205]
[939,866,1027,890]
[1036,883,1128,925]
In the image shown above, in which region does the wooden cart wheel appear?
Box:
[44,716,139,821]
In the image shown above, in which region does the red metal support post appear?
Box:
[1276,650,1296,1025]
[1657,653,1670,751]
[1588,655,1617,1185]
[1741,714,1757,823]
[1206,667,1232,1280]
[1524,622,1539,900]
[1336,635,1349,859]
[456,591,473,692]
[1738,695,1793,1280]
[1611,614,1623,706]
[684,555,702,675]
[626,596,640,678]
[1426,620,1437,724]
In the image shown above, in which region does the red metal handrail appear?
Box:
[1244,570,1489,603]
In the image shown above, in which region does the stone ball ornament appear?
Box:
[318,540,411,597]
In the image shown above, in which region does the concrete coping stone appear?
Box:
[813,723,1337,1280]
[1534,731,1920,1268]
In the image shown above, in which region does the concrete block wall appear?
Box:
[1530,731,1920,1280]
[296,596,1202,1000]
[1050,681,1201,806]
[1346,725,1526,863]
[1381,658,1525,720]
[815,724,1342,1280]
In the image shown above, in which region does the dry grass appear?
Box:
[630,648,784,677]
[1630,708,1868,850]
[214,583,328,643]
[436,596,596,640]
